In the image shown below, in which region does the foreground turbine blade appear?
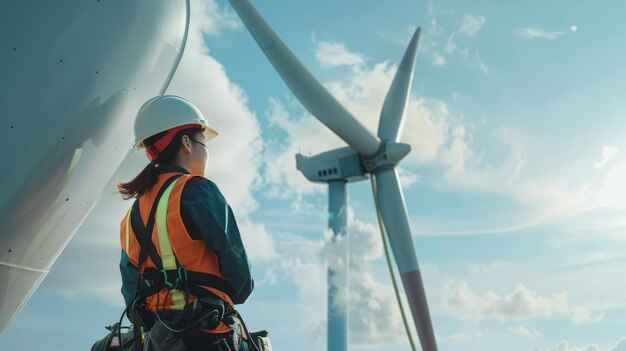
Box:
[374,168,437,351]
[377,27,421,142]
[228,0,380,157]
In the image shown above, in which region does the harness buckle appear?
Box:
[160,269,175,288]
[159,266,188,289]
[178,265,188,283]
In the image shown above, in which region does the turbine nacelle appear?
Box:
[296,140,411,184]
[295,147,367,184]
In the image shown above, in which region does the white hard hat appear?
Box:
[133,95,218,150]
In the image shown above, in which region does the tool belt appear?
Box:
[90,323,137,351]
[249,330,272,351]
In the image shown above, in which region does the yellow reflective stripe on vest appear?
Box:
[157,179,178,270]
[124,207,131,251]
[156,178,185,310]
[224,202,229,234]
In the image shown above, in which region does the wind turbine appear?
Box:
[228,1,437,350]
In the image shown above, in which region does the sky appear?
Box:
[3,0,626,350]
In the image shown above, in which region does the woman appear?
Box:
[117,95,253,351]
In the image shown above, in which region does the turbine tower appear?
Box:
[296,147,367,350]
[228,1,437,350]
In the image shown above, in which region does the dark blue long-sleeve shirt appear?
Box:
[120,165,253,308]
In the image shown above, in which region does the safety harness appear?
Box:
[119,174,235,350]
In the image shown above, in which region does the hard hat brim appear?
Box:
[203,125,219,142]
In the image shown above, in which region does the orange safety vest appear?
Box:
[120,171,233,333]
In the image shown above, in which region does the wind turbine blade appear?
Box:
[228,0,380,157]
[377,27,421,142]
[374,167,437,351]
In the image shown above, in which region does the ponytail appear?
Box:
[116,127,203,199]
[116,161,159,200]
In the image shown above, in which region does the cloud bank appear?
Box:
[445,280,599,324]
[514,25,578,40]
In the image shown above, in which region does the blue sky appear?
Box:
[3,1,626,350]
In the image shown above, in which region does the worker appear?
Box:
[116,95,254,351]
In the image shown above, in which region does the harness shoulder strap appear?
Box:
[126,173,182,346]
[154,177,186,309]
[129,174,183,271]
[155,178,181,271]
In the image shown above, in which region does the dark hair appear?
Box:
[117,127,203,199]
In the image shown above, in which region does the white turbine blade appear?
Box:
[228,0,380,157]
[374,167,437,351]
[377,27,421,142]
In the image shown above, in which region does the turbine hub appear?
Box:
[362,141,411,173]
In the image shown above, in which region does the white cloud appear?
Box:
[599,158,626,209]
[440,126,526,189]
[445,327,488,343]
[466,261,504,276]
[445,280,599,324]
[514,26,578,40]
[261,98,333,202]
[433,52,447,66]
[508,325,541,338]
[459,15,486,37]
[594,146,618,169]
[315,41,366,68]
[317,209,413,345]
[538,338,626,351]
[559,252,624,268]
[440,125,471,174]
[189,0,240,38]
[253,231,326,347]
[475,51,490,74]
[611,339,626,351]
[421,9,489,74]
[428,17,446,37]
[238,220,277,264]
[538,341,599,351]
[432,126,604,232]
[444,34,457,54]
[397,167,420,189]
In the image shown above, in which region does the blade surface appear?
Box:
[228,0,380,157]
[375,167,437,351]
[377,27,421,142]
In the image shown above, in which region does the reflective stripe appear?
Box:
[224,202,229,234]
[156,178,185,310]
[125,207,131,251]
[157,179,178,269]
[171,290,186,308]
